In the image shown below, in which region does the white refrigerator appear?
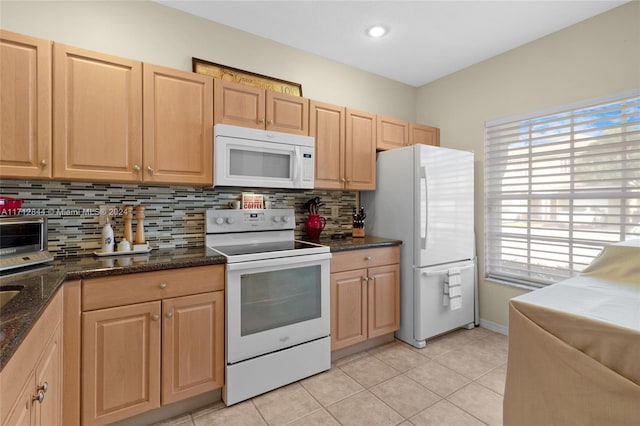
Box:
[361,144,477,348]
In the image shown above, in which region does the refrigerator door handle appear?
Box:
[420,166,428,249]
[421,263,474,276]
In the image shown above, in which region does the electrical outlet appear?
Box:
[331,206,340,218]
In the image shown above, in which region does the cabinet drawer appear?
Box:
[331,246,400,273]
[82,265,224,311]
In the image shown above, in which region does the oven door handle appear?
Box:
[225,252,332,271]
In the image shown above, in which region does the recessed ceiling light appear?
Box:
[366,25,388,38]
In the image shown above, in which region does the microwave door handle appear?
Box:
[293,147,301,186]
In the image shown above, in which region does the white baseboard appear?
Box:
[479,319,509,335]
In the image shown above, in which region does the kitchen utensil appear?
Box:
[135,205,145,244]
[123,205,133,244]
[117,240,131,252]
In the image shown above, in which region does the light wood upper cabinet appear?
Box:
[266,91,309,135]
[0,290,62,426]
[214,79,265,130]
[312,105,376,191]
[143,64,213,185]
[310,100,345,190]
[345,108,376,190]
[409,122,440,146]
[214,79,309,135]
[53,43,143,182]
[161,291,224,405]
[330,247,400,351]
[0,30,52,179]
[376,115,408,151]
[82,302,161,426]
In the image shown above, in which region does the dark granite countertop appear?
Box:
[0,236,399,370]
[0,247,226,370]
[309,235,402,252]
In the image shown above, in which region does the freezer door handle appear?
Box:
[421,263,474,277]
[420,166,428,250]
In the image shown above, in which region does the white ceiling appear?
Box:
[157,0,628,87]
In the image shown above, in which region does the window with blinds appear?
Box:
[485,91,640,286]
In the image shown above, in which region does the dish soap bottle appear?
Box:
[101,217,114,253]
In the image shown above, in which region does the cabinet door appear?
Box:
[53,43,142,182]
[2,373,33,426]
[367,264,400,339]
[82,302,160,426]
[161,291,224,405]
[143,64,213,185]
[0,30,51,179]
[377,115,408,151]
[33,325,62,426]
[409,123,440,146]
[310,100,345,190]
[214,79,265,129]
[331,269,368,351]
[265,91,309,135]
[345,108,376,190]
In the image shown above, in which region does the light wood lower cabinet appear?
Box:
[330,247,400,351]
[0,290,63,426]
[80,265,225,426]
[82,302,161,425]
[161,292,224,405]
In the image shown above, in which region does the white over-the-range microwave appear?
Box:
[213,124,315,189]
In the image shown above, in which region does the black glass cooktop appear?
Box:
[209,240,323,257]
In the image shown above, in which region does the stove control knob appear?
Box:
[283,216,292,223]
[215,217,224,225]
[272,216,281,223]
[226,217,234,224]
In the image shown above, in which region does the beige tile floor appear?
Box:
[153,327,507,426]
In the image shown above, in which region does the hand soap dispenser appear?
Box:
[101,217,114,253]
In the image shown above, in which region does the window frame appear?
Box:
[484,89,640,287]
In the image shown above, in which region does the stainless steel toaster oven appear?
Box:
[0,216,53,271]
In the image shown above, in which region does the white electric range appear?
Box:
[205,208,331,405]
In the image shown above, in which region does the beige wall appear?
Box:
[415,1,640,329]
[0,0,416,121]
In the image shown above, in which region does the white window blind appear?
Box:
[485,92,640,286]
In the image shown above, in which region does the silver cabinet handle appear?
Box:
[365,256,372,261]
[151,314,159,321]
[133,164,141,172]
[37,382,48,393]
[362,276,368,282]
[147,166,154,175]
[32,391,45,403]
[166,311,173,319]
[159,283,167,289]
[258,118,265,124]
[39,159,47,167]
[267,119,273,125]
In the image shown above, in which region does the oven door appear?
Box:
[226,252,330,364]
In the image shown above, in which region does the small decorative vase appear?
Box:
[305,214,326,241]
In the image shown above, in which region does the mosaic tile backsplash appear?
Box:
[1,180,357,257]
